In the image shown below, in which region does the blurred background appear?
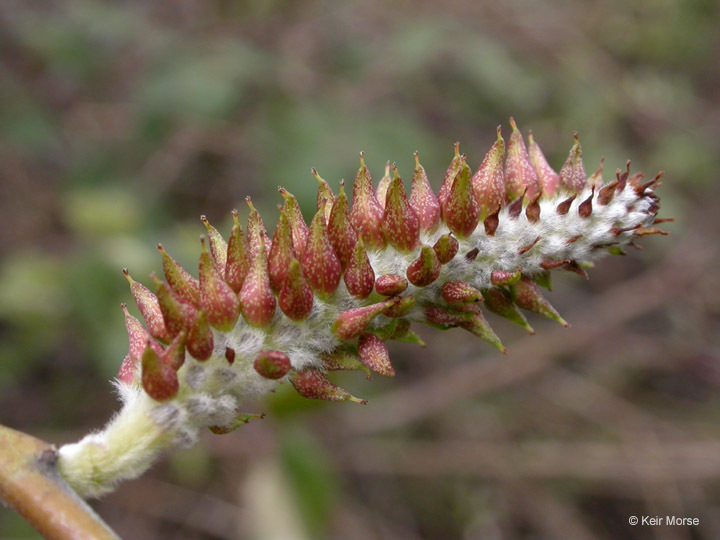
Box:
[1,1,719,538]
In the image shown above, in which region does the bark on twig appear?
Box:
[0,424,120,540]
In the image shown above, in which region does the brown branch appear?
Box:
[0,424,120,540]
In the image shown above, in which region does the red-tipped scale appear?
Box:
[199,237,240,332]
[124,269,171,343]
[490,268,522,286]
[246,197,272,258]
[279,187,310,255]
[344,238,375,299]
[141,343,179,402]
[409,152,441,232]
[122,304,161,364]
[350,153,386,250]
[301,208,342,298]
[158,244,200,306]
[162,330,186,371]
[472,126,506,219]
[406,245,441,287]
[150,274,193,338]
[358,333,395,376]
[528,130,560,197]
[312,168,335,222]
[383,165,420,252]
[511,276,568,326]
[332,299,395,340]
[290,368,366,404]
[376,161,392,208]
[239,233,276,328]
[438,142,463,212]
[225,210,250,293]
[559,133,586,193]
[588,158,604,190]
[328,181,357,270]
[441,281,482,304]
[433,234,459,264]
[253,350,292,380]
[375,274,408,297]
[186,309,213,361]
[505,118,540,200]
[278,258,314,322]
[383,295,416,318]
[200,215,228,271]
[442,155,481,238]
[268,210,295,292]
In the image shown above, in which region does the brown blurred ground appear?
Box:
[1,1,719,539]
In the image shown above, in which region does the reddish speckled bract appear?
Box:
[505,117,540,200]
[302,209,342,297]
[383,170,420,252]
[472,126,506,219]
[253,350,292,380]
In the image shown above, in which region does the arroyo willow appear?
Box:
[58,119,669,498]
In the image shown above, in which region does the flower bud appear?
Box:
[141,343,179,402]
[278,258,314,321]
[332,299,395,340]
[442,155,481,238]
[441,281,482,304]
[321,348,371,379]
[186,309,213,361]
[458,308,506,353]
[268,210,295,292]
[350,153,386,249]
[406,245,441,287]
[482,288,534,334]
[328,181,357,270]
[511,276,568,326]
[253,350,292,380]
[162,330,186,371]
[472,126,506,219]
[409,152,441,232]
[382,295,416,318]
[424,305,473,327]
[376,161,392,208]
[358,333,395,377]
[246,197,272,258]
[383,166,420,252]
[505,118,540,200]
[150,273,194,338]
[301,208,342,298]
[527,130,559,197]
[559,133,586,193]
[225,210,250,293]
[117,355,136,385]
[437,142,462,211]
[200,215,227,271]
[344,237,374,299]
[239,234,276,328]
[312,168,335,222]
[124,269,171,343]
[279,187,310,255]
[199,237,240,331]
[433,233,459,264]
[121,303,161,364]
[375,274,408,297]
[158,244,200,306]
[490,268,522,286]
[290,368,366,404]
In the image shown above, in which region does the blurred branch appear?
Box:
[0,424,120,540]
